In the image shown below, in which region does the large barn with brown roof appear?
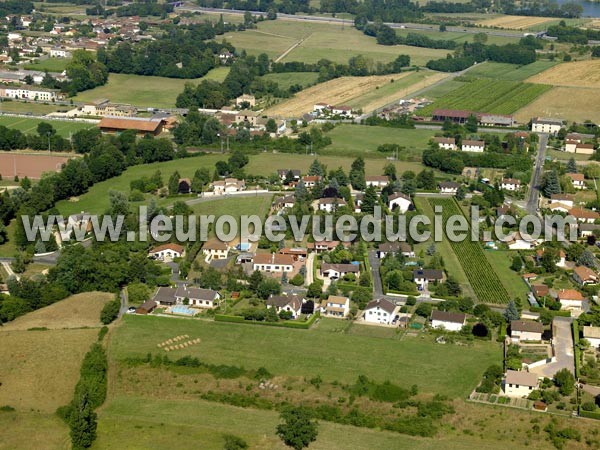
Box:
[98,116,165,135]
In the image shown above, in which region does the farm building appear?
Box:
[431,109,473,124]
[98,116,164,135]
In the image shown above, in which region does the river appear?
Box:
[555,0,600,18]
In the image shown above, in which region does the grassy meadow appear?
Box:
[260,71,320,89]
[110,315,500,398]
[73,68,230,108]
[465,61,559,82]
[483,250,530,301]
[0,116,92,137]
[24,57,72,73]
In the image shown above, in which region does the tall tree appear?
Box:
[566,157,578,173]
[349,157,366,190]
[543,170,561,197]
[276,406,319,450]
[503,300,520,322]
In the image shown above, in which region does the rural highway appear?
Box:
[526,133,548,214]
[179,5,530,38]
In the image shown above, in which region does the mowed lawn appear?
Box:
[93,396,521,450]
[0,101,68,115]
[0,116,92,137]
[24,57,72,73]
[190,195,273,222]
[322,124,433,159]
[73,68,230,108]
[111,315,501,398]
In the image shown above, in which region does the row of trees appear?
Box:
[422,147,531,174]
[41,50,108,96]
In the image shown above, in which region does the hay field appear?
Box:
[0,411,68,450]
[266,73,425,116]
[515,86,600,123]
[0,292,113,331]
[527,60,600,88]
[0,328,99,412]
[476,15,555,29]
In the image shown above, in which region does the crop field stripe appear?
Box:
[418,78,551,116]
[428,197,510,304]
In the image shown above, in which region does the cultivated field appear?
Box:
[476,15,555,29]
[527,60,600,88]
[0,292,113,331]
[111,315,500,398]
[465,61,559,82]
[0,328,99,412]
[418,78,552,116]
[428,198,510,304]
[0,152,72,179]
[514,86,600,123]
[0,116,92,137]
[73,68,230,108]
[266,72,446,117]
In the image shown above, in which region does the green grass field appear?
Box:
[322,124,433,160]
[395,28,520,46]
[260,71,320,89]
[222,20,448,66]
[464,61,559,81]
[73,68,230,108]
[24,57,72,73]
[0,116,92,137]
[418,78,552,116]
[419,79,466,100]
[111,315,500,398]
[190,195,273,222]
[483,250,530,301]
[0,101,67,115]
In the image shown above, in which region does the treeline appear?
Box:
[422,147,531,174]
[546,22,600,44]
[96,22,235,78]
[357,21,456,49]
[0,122,71,152]
[363,113,415,129]
[176,52,411,109]
[0,0,33,15]
[426,41,536,72]
[504,3,583,19]
[41,50,108,96]
[58,343,108,450]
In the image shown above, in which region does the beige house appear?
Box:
[557,289,585,315]
[433,136,456,151]
[202,239,229,261]
[321,295,350,318]
[235,94,256,108]
[567,173,585,190]
[149,243,185,261]
[235,110,260,126]
[573,265,598,286]
[583,326,600,349]
[511,320,543,342]
[175,286,221,308]
[252,253,294,273]
[503,370,539,397]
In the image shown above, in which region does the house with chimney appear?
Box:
[413,269,444,290]
[253,253,294,273]
[503,370,539,397]
[573,265,598,286]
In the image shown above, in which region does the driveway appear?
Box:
[368,250,383,297]
[531,316,575,378]
[305,252,315,286]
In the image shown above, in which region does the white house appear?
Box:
[567,173,585,190]
[321,295,350,318]
[377,242,414,259]
[149,243,185,261]
[413,269,444,290]
[461,140,485,153]
[202,239,229,261]
[433,136,456,151]
[438,181,460,195]
[49,47,71,58]
[365,176,389,189]
[302,175,321,188]
[388,192,412,213]
[569,208,599,224]
[501,178,521,191]
[503,370,539,397]
[578,223,600,238]
[557,289,585,315]
[550,194,574,208]
[0,84,62,101]
[331,105,353,116]
[175,286,221,308]
[511,320,543,342]
[506,232,539,250]
[430,310,466,332]
[266,294,303,319]
[211,178,245,195]
[565,140,578,153]
[363,298,397,325]
[321,263,360,280]
[583,326,600,349]
[253,253,294,273]
[575,143,595,155]
[532,117,563,135]
[317,197,346,212]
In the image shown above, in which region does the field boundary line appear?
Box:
[275,33,312,63]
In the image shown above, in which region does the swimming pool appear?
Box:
[170,305,197,316]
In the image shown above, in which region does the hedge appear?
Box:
[573,321,581,378]
[579,409,600,420]
[528,307,571,317]
[214,311,320,329]
[386,289,419,296]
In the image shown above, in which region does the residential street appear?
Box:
[531,317,575,378]
[526,133,548,215]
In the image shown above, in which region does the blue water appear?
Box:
[555,0,600,18]
[171,305,195,316]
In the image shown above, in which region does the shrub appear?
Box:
[223,434,248,450]
[100,296,120,325]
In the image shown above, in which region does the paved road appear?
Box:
[526,133,549,214]
[368,250,384,297]
[531,316,575,378]
[119,288,129,317]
